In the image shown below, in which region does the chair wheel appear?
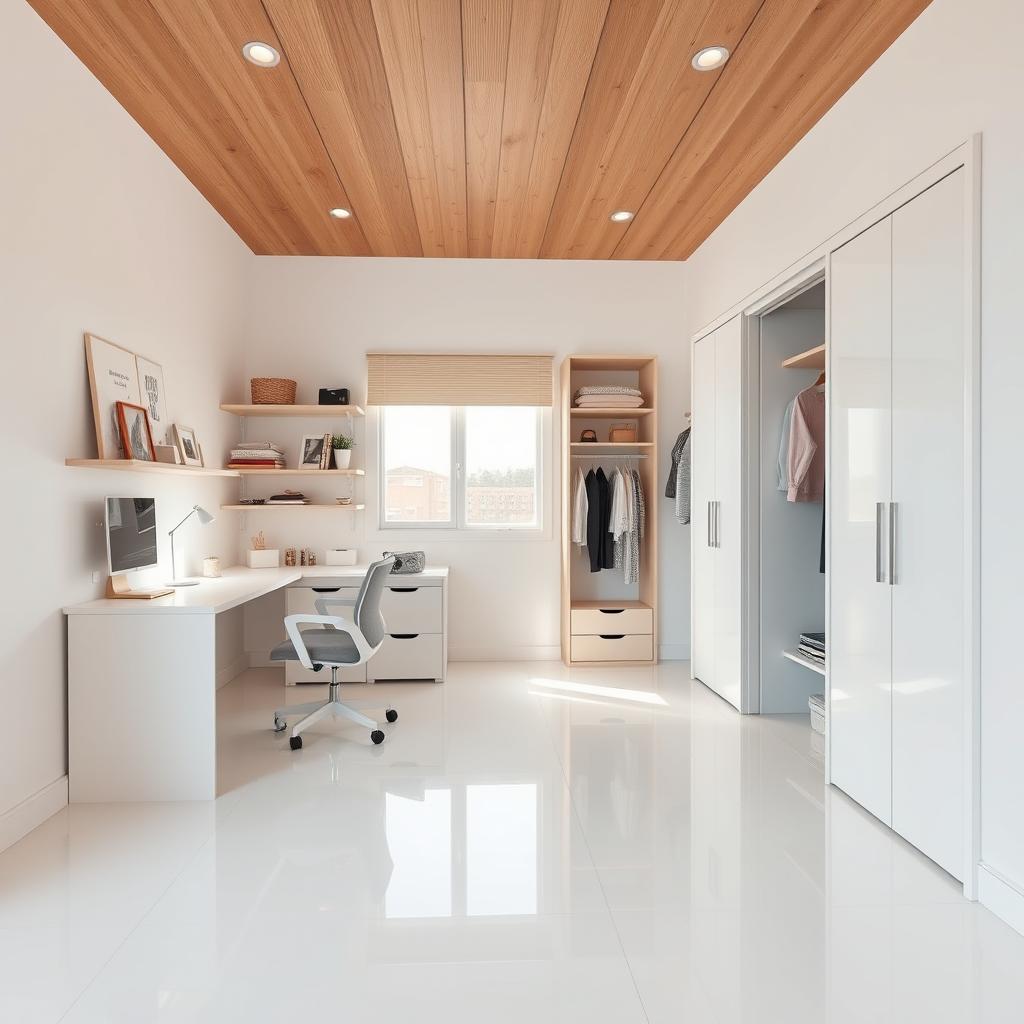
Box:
[370,730,385,745]
[273,716,286,733]
[289,735,303,750]
[385,709,398,723]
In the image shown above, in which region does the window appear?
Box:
[381,406,542,530]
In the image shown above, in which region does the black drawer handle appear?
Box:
[599,634,626,641]
[312,587,341,593]
[390,633,419,640]
[389,587,419,593]
[599,608,625,614]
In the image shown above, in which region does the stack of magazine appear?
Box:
[228,441,285,469]
[266,491,309,505]
[798,631,825,666]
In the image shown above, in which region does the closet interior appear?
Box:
[759,282,827,721]
[560,355,658,666]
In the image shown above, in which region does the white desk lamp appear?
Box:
[167,505,215,587]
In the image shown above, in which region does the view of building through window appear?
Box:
[382,406,539,528]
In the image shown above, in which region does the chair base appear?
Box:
[273,672,395,747]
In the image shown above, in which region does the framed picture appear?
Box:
[85,333,141,459]
[173,424,203,467]
[136,355,169,446]
[115,401,156,462]
[299,434,327,469]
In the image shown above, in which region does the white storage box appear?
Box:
[808,692,826,735]
[326,548,357,566]
[246,548,279,568]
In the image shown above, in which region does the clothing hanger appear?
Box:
[814,371,826,388]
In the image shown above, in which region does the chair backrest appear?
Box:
[353,556,396,648]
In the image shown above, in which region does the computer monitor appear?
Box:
[105,496,159,575]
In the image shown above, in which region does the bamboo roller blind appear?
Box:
[366,353,553,406]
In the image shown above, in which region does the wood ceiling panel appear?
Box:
[541,0,762,260]
[264,0,423,257]
[615,0,934,259]
[29,0,368,255]
[462,0,514,257]
[489,0,611,258]
[371,0,468,257]
[28,0,934,260]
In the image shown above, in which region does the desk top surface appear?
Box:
[64,564,448,616]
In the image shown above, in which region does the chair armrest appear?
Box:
[283,613,375,670]
[314,596,357,615]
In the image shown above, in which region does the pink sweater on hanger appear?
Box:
[787,386,825,502]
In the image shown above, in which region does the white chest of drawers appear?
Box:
[284,569,448,684]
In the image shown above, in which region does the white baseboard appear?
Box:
[216,653,252,690]
[979,863,1024,937]
[448,645,561,662]
[659,643,690,662]
[0,776,68,854]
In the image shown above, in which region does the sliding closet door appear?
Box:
[829,217,893,825]
[890,170,965,879]
[691,333,717,686]
[713,317,744,711]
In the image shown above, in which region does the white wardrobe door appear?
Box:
[691,332,717,686]
[891,169,965,879]
[829,216,893,825]
[713,317,744,711]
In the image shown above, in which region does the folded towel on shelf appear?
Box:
[574,385,643,398]
[574,395,646,408]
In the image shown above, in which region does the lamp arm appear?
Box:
[168,506,199,536]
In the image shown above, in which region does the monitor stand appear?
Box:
[106,574,174,600]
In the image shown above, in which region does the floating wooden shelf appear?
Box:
[220,403,365,417]
[570,407,654,417]
[781,344,826,370]
[221,503,365,511]
[231,467,365,476]
[569,441,655,449]
[66,458,240,478]
[782,648,826,676]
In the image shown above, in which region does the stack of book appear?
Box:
[228,441,285,469]
[798,631,826,665]
[266,492,310,505]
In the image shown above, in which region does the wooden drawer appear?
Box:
[570,633,653,663]
[369,633,444,681]
[381,586,442,634]
[571,604,653,636]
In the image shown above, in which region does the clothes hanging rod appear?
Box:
[572,453,648,459]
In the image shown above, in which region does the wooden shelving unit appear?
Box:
[781,343,826,370]
[221,503,365,511]
[66,458,240,478]
[220,403,365,417]
[560,354,658,667]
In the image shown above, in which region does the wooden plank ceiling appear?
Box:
[29,0,932,259]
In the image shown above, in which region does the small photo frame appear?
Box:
[173,424,203,467]
[299,434,327,469]
[116,401,156,462]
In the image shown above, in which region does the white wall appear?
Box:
[683,0,1024,927]
[242,257,689,662]
[0,2,250,847]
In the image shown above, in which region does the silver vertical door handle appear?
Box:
[715,501,721,548]
[875,502,885,583]
[888,502,897,586]
[707,501,713,549]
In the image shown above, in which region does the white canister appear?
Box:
[202,556,221,578]
[326,548,357,566]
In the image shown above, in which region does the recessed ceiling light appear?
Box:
[329,207,352,220]
[242,41,280,67]
[691,45,730,71]
[609,210,634,223]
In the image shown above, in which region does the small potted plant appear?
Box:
[332,433,355,469]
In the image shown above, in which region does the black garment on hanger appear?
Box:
[597,467,615,569]
[585,469,602,572]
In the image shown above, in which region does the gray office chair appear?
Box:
[269,556,397,750]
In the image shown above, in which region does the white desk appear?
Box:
[64,565,448,802]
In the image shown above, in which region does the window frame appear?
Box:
[378,406,545,534]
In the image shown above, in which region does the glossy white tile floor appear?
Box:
[3,663,1023,1023]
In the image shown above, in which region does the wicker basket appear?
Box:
[250,377,297,405]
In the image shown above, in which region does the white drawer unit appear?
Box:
[570,633,654,664]
[284,571,447,684]
[368,633,444,682]
[570,602,653,636]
